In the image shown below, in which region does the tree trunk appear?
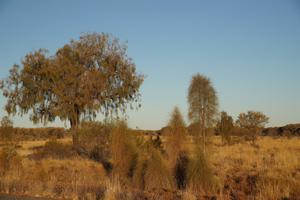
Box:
[202,112,206,153]
[198,108,206,153]
[70,112,80,147]
[203,133,206,152]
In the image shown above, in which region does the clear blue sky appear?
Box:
[0,0,300,129]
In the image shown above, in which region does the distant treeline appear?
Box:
[262,124,300,137]
[0,127,67,141]
[140,123,300,137]
[1,123,299,142]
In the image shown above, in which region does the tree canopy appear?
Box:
[188,74,218,138]
[1,33,144,128]
[236,111,269,129]
[188,74,218,127]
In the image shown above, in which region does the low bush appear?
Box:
[32,139,76,160]
[230,126,250,137]
[90,144,113,173]
[13,127,67,141]
[0,147,22,176]
[77,121,112,165]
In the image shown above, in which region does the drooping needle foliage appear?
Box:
[0,33,144,132]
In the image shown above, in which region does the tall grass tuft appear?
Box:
[166,107,188,166]
[132,144,148,190]
[110,120,138,183]
[166,107,189,189]
[0,147,23,193]
[187,146,217,194]
[133,140,174,191]
[174,151,189,189]
[144,147,174,190]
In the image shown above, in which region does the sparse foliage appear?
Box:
[236,111,269,129]
[166,107,188,166]
[216,111,234,145]
[188,74,218,150]
[1,33,144,144]
[236,111,269,144]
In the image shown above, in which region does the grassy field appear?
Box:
[210,136,300,199]
[0,135,299,200]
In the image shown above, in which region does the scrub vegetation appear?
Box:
[0,33,299,200]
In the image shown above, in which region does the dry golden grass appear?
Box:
[210,136,300,199]
[210,136,300,174]
[0,137,72,156]
[0,135,299,199]
[0,157,106,199]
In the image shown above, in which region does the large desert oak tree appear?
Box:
[188,73,218,150]
[1,33,144,143]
